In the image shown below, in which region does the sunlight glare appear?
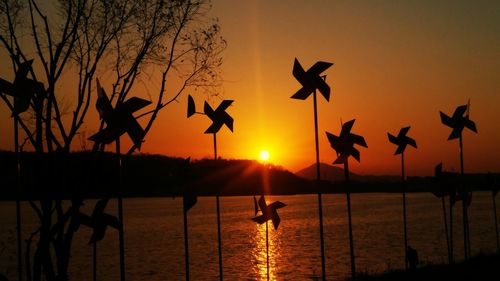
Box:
[259,150,270,161]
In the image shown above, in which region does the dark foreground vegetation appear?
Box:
[354,253,500,281]
[0,151,498,200]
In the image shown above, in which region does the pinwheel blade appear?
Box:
[453,105,468,118]
[407,136,417,148]
[268,201,286,210]
[253,196,259,216]
[187,95,196,118]
[271,209,281,230]
[465,119,477,133]
[184,193,197,212]
[120,97,151,114]
[440,112,454,128]
[309,61,334,76]
[342,120,355,134]
[251,215,267,225]
[0,78,15,96]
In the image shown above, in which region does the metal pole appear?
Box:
[402,152,408,270]
[183,199,190,281]
[93,242,97,281]
[213,133,218,161]
[442,196,451,264]
[116,138,126,281]
[345,159,355,279]
[14,116,23,281]
[459,134,468,261]
[216,196,223,281]
[312,90,326,281]
[266,220,269,281]
[213,133,223,281]
[449,195,454,263]
[493,193,499,252]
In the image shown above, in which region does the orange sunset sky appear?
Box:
[1,0,499,176]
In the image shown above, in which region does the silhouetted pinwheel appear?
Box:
[440,102,477,261]
[89,80,151,149]
[0,60,44,114]
[77,199,119,244]
[387,126,417,269]
[187,94,234,281]
[89,79,151,281]
[326,119,367,279]
[251,195,286,281]
[76,199,119,281]
[0,59,45,281]
[290,58,332,280]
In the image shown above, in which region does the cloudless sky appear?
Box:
[1,0,499,176]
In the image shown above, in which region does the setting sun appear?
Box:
[259,150,270,161]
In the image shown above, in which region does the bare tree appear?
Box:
[0,0,225,280]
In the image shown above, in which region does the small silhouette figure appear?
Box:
[407,246,419,270]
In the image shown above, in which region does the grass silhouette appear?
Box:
[353,252,500,281]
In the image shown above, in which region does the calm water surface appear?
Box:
[0,193,498,280]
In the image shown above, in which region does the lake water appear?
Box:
[1,192,498,280]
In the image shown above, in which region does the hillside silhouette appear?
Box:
[0,151,314,199]
[0,151,498,200]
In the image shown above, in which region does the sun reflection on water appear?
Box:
[252,220,281,280]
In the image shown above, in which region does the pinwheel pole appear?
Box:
[187,95,234,281]
[442,193,451,263]
[93,241,97,281]
[387,127,417,270]
[326,119,367,280]
[178,158,195,281]
[213,132,224,281]
[344,158,356,278]
[265,219,270,281]
[183,193,190,281]
[290,58,332,280]
[401,152,408,269]
[77,198,120,281]
[251,195,286,281]
[440,104,477,261]
[449,191,454,263]
[458,133,469,260]
[313,88,327,281]
[252,196,270,280]
[14,113,23,281]
[434,163,452,264]
[492,189,499,252]
[116,138,126,281]
[1,60,42,281]
[89,80,152,281]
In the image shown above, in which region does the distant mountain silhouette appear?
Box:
[296,163,400,183]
